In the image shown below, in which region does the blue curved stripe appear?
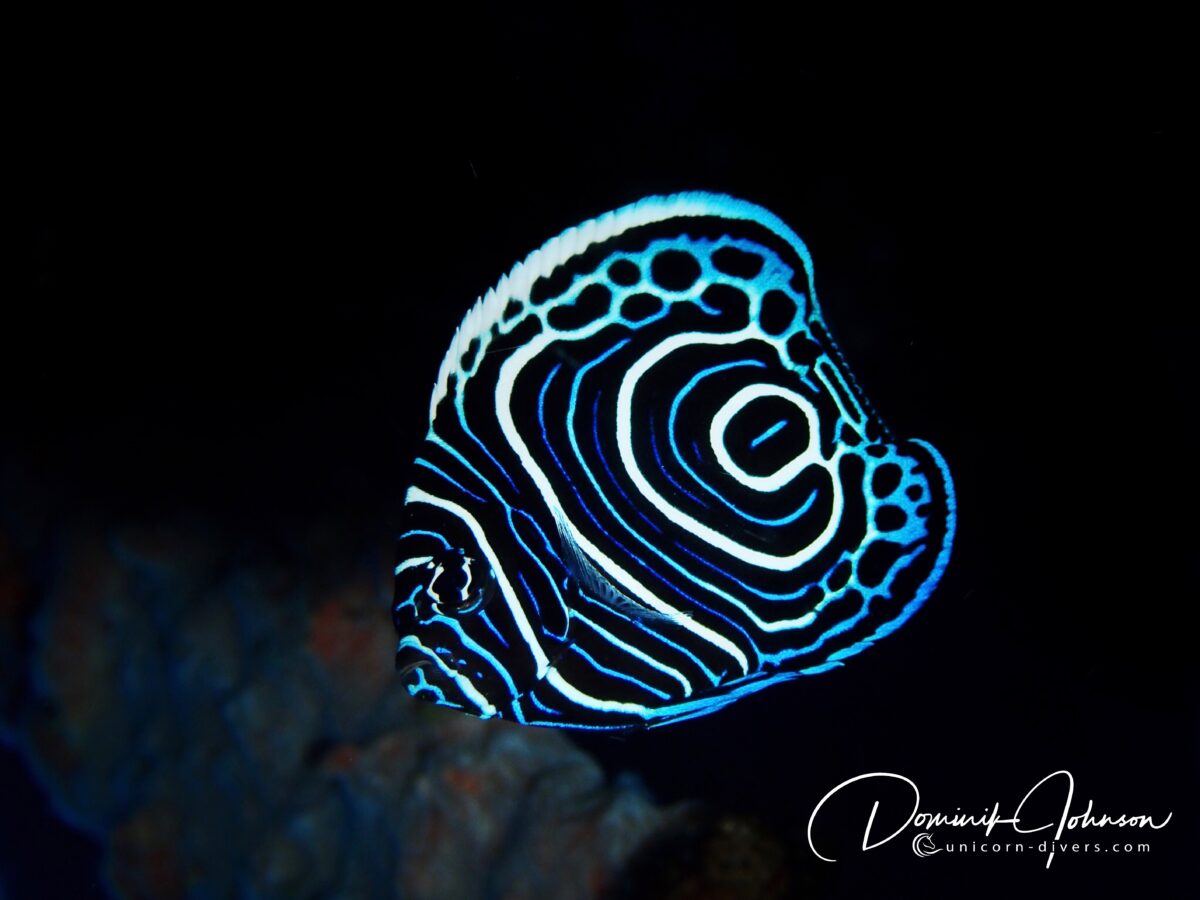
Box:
[516,570,544,622]
[477,610,509,649]
[428,435,503,504]
[526,692,561,717]
[569,644,671,701]
[591,393,662,534]
[629,618,721,686]
[455,390,519,493]
[414,457,487,505]
[649,413,709,509]
[507,507,569,638]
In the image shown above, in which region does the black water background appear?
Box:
[10,15,1194,898]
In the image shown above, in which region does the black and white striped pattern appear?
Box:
[394,193,955,729]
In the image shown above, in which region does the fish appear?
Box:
[394,192,956,730]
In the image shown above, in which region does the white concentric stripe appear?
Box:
[559,354,824,632]
[616,328,846,571]
[545,668,650,716]
[405,486,550,677]
[498,327,830,636]
[395,556,433,576]
[709,384,823,491]
[494,341,751,674]
[430,191,819,419]
[398,634,498,717]
[570,609,693,696]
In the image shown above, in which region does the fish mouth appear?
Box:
[396,643,467,711]
[396,643,438,682]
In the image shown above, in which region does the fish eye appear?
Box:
[426,547,495,616]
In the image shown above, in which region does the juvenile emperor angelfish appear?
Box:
[394,192,956,730]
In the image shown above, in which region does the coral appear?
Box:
[0,512,685,898]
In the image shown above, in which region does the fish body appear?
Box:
[394,193,955,729]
